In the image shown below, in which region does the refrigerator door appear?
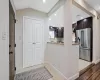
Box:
[79,48,91,61]
[80,28,91,49]
[76,30,81,44]
[76,28,92,62]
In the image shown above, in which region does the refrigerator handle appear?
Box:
[77,37,80,43]
[80,45,83,48]
[81,43,83,47]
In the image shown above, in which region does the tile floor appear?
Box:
[16,60,91,80]
[16,64,44,74]
[48,78,54,80]
[16,64,54,80]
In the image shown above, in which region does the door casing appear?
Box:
[9,0,16,80]
[23,16,44,68]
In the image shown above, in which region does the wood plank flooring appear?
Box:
[76,62,100,80]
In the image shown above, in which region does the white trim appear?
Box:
[67,73,79,80]
[23,16,24,68]
[72,0,95,17]
[23,16,44,68]
[10,0,16,14]
[93,59,100,64]
[48,0,66,16]
[23,16,44,22]
[44,61,68,80]
[44,62,79,80]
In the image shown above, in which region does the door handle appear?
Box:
[33,43,36,44]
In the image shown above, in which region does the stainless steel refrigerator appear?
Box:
[76,28,92,62]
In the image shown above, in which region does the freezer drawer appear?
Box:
[79,49,92,62]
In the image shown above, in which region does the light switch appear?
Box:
[19,36,21,40]
[2,32,7,40]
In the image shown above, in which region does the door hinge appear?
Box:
[9,52,13,54]
[9,45,11,47]
[15,44,16,47]
[14,19,16,23]
[15,67,16,71]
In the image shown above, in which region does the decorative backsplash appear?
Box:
[49,26,64,43]
[49,26,64,38]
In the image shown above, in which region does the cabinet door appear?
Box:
[83,17,92,28]
[77,17,92,30]
[77,20,84,30]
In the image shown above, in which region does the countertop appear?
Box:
[72,41,79,45]
[47,42,64,45]
[47,41,79,45]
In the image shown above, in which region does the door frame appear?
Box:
[9,0,16,80]
[23,16,44,68]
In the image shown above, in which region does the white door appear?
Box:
[23,17,44,68]
[33,20,43,65]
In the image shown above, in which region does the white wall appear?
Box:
[45,0,79,79]
[63,0,79,79]
[48,4,90,27]
[72,5,90,23]
[46,0,100,79]
[74,0,100,64]
[45,43,79,80]
[98,19,100,61]
[45,44,65,71]
[15,8,48,73]
[93,16,100,63]
[48,5,64,27]
[0,0,9,80]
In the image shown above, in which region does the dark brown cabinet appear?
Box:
[76,17,93,30]
[72,17,93,39]
[72,23,77,33]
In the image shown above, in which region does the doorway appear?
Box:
[9,1,16,80]
[23,16,44,68]
[72,3,93,71]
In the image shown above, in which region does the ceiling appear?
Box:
[84,0,100,13]
[13,0,59,13]
[72,5,90,23]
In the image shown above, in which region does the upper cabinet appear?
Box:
[83,17,92,28]
[75,17,93,30]
[72,23,77,33]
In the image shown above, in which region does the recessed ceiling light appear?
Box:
[49,18,51,21]
[54,14,57,16]
[81,17,84,19]
[43,0,46,3]
[73,22,75,24]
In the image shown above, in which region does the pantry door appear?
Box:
[23,17,44,68]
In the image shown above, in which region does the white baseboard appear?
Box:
[44,61,68,80]
[94,59,100,64]
[67,73,79,80]
[16,64,44,74]
[44,61,79,80]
